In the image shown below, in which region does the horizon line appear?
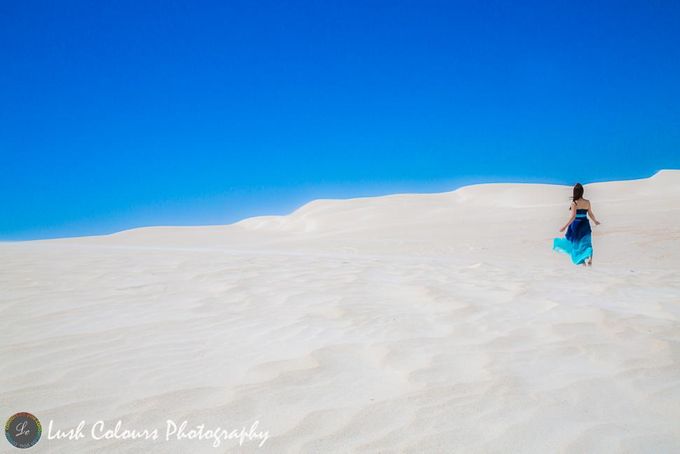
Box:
[3,169,676,243]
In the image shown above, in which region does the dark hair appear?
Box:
[570,183,584,209]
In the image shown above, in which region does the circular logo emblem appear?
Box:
[5,413,41,449]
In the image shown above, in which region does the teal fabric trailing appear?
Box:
[553,234,593,265]
[553,208,593,265]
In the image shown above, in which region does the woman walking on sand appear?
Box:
[553,183,601,266]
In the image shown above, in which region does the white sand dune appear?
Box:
[2,170,680,453]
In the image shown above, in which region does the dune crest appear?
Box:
[55,171,680,269]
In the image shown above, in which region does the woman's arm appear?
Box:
[559,202,577,232]
[588,204,601,225]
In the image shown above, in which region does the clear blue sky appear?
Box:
[2,1,679,240]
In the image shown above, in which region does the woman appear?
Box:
[553,183,601,266]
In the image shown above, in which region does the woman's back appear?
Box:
[572,198,590,210]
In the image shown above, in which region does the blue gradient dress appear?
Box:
[553,208,592,265]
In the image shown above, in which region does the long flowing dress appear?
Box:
[553,208,593,265]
